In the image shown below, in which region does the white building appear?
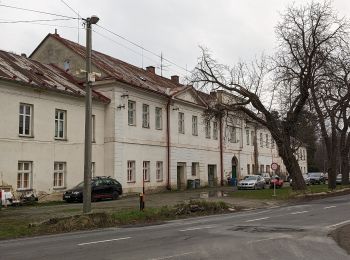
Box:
[0,33,308,194]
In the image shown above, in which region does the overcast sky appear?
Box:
[1,0,350,80]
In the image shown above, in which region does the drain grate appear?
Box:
[229,225,304,233]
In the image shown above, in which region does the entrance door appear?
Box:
[208,165,216,187]
[177,163,186,190]
[231,156,238,180]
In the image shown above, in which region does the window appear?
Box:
[192,162,199,176]
[178,112,185,134]
[142,104,150,128]
[260,133,263,147]
[143,161,150,182]
[260,164,264,173]
[92,115,96,142]
[205,120,211,139]
[251,131,254,146]
[156,161,163,181]
[55,109,66,139]
[54,162,66,188]
[91,162,95,177]
[252,164,255,174]
[127,160,135,182]
[17,161,32,190]
[128,101,136,126]
[19,103,33,136]
[192,116,198,136]
[266,134,269,148]
[155,107,162,130]
[246,130,250,145]
[228,126,236,143]
[213,121,218,140]
[266,165,270,173]
[247,164,250,175]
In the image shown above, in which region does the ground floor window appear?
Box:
[54,162,66,188]
[247,164,250,175]
[156,161,163,181]
[192,162,199,176]
[143,161,150,182]
[17,161,32,190]
[127,160,135,182]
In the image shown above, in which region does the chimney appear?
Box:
[171,75,179,84]
[146,66,155,74]
[21,53,27,58]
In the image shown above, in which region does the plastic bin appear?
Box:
[195,179,201,189]
[187,179,195,189]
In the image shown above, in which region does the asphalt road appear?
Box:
[1,195,350,260]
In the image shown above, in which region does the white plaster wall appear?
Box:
[0,82,105,193]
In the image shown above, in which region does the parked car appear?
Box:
[237,175,266,190]
[270,176,284,188]
[290,174,310,186]
[257,173,272,184]
[308,172,326,185]
[336,174,350,184]
[63,176,123,203]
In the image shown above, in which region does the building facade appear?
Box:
[0,33,308,194]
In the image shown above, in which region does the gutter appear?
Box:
[219,116,224,186]
[166,98,171,190]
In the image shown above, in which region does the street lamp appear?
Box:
[83,15,99,214]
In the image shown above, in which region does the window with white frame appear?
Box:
[246,130,250,145]
[192,115,198,136]
[156,161,163,181]
[92,115,96,142]
[213,121,218,140]
[155,107,162,130]
[251,131,254,145]
[128,100,136,126]
[228,126,236,143]
[266,134,269,148]
[247,164,250,175]
[17,161,32,190]
[143,161,150,182]
[192,162,199,176]
[260,133,263,147]
[127,160,135,182]
[55,109,66,139]
[54,162,66,188]
[19,103,33,136]
[205,120,211,139]
[178,112,185,134]
[91,162,95,177]
[142,104,150,128]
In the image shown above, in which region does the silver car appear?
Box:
[238,175,266,190]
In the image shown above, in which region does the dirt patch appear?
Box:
[230,225,304,233]
[330,224,350,254]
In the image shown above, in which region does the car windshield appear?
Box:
[245,176,258,180]
[303,174,308,178]
[309,173,321,177]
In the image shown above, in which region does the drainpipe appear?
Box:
[219,116,224,186]
[166,99,171,190]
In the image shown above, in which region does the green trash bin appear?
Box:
[187,179,195,189]
[195,179,200,189]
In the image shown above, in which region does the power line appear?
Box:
[60,0,81,43]
[96,24,189,73]
[0,3,79,19]
[0,18,74,24]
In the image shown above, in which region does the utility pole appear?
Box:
[83,15,99,214]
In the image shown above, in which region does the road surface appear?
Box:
[1,194,350,259]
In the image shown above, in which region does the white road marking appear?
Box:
[245,217,270,222]
[179,225,216,232]
[148,252,194,260]
[327,220,350,229]
[77,236,131,246]
[290,211,308,215]
[324,206,336,209]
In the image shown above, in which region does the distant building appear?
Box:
[0,33,307,194]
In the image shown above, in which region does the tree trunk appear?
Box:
[340,152,349,185]
[327,124,338,190]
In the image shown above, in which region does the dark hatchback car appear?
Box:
[63,177,123,202]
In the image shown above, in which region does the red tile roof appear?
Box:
[41,33,186,97]
[0,50,110,103]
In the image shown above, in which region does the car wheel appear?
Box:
[253,185,256,190]
[112,191,119,200]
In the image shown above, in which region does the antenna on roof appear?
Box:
[160,52,170,77]
[60,0,81,43]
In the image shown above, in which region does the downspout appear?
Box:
[166,99,171,190]
[219,116,224,186]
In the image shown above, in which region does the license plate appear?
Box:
[64,195,70,199]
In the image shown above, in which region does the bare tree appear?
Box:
[191,1,347,190]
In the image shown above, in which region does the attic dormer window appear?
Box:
[63,59,70,72]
